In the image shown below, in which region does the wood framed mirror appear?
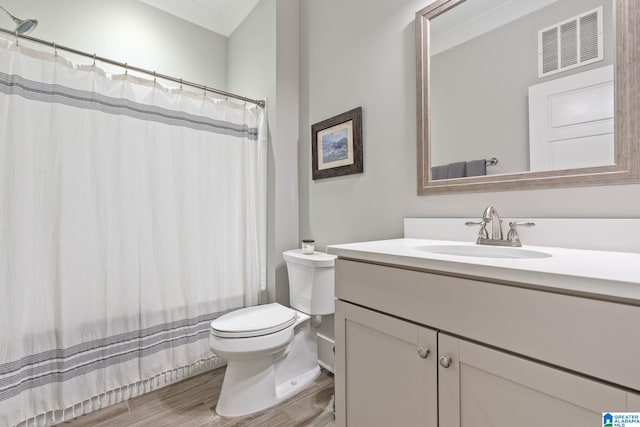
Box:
[416,0,640,195]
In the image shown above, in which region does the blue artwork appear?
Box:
[322,128,349,163]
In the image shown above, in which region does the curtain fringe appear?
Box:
[13,356,226,427]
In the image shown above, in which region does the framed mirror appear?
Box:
[416,0,640,195]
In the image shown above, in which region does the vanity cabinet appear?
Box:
[335,301,437,426]
[334,258,640,427]
[438,334,629,427]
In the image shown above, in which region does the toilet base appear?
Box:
[215,359,320,418]
[275,365,320,402]
[214,318,321,418]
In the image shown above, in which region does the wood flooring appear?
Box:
[58,367,335,427]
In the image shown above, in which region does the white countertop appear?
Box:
[327,238,640,303]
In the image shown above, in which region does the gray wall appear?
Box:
[431,0,613,174]
[1,0,228,90]
[228,0,300,304]
[299,0,426,248]
[299,0,640,252]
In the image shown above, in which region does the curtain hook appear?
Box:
[203,85,207,97]
[14,30,18,47]
[92,53,96,67]
[53,42,57,57]
[180,78,183,90]
[153,71,156,83]
[124,62,128,75]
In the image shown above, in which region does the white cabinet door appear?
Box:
[335,301,437,427]
[628,392,640,411]
[438,334,628,427]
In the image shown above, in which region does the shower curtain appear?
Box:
[0,38,267,426]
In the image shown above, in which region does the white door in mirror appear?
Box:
[528,64,614,171]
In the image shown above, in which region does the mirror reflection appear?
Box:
[429,0,614,180]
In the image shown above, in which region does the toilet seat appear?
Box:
[211,303,297,338]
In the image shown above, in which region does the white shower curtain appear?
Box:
[0,38,267,426]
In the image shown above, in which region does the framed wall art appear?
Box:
[311,107,363,180]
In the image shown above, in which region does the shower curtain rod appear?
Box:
[0,27,266,108]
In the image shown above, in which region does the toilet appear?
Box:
[208,249,336,417]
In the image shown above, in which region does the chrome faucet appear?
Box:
[482,206,503,240]
[466,206,535,247]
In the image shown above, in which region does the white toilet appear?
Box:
[208,249,336,417]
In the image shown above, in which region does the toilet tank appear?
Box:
[283,249,336,315]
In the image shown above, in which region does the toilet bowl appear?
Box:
[208,249,336,418]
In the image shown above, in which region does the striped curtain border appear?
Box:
[0,72,258,139]
[0,309,235,402]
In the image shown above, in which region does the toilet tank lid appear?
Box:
[283,249,336,267]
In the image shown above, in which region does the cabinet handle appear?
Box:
[417,347,430,359]
[439,355,452,368]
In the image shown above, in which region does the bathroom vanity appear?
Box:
[328,238,640,427]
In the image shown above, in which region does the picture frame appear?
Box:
[311,107,363,180]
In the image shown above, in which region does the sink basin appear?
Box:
[416,244,552,259]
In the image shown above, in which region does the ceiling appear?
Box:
[137,0,260,37]
[430,0,559,55]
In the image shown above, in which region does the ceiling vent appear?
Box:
[538,6,603,78]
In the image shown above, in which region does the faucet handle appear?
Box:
[506,222,535,247]
[509,221,536,228]
[465,220,489,240]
